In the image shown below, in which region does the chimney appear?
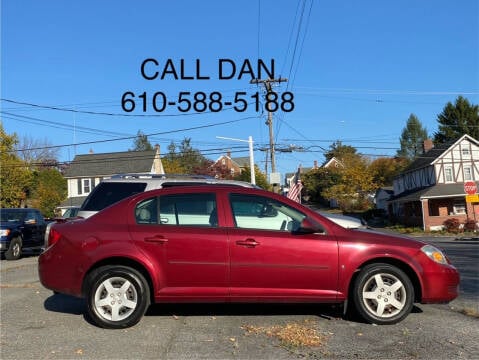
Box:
[227,151,231,158]
[423,139,434,153]
[313,160,318,169]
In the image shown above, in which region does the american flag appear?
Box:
[287,167,303,203]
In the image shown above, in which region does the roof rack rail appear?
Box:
[110,173,215,180]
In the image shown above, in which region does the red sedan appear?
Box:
[38,185,459,329]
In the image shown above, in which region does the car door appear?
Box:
[30,211,46,246]
[227,193,339,301]
[21,210,37,248]
[128,191,229,300]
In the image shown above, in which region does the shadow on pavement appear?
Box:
[43,293,425,326]
[44,293,86,315]
[146,302,346,321]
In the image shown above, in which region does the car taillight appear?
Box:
[47,227,62,248]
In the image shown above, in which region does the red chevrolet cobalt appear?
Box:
[39,186,459,329]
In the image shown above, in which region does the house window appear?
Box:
[462,147,470,156]
[445,167,453,183]
[77,178,92,195]
[464,167,472,181]
[453,201,466,215]
[83,179,91,194]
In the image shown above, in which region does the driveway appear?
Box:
[1,239,478,359]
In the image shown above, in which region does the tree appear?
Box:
[321,153,376,211]
[30,169,67,217]
[369,157,409,187]
[163,138,210,174]
[234,165,270,190]
[434,96,479,143]
[397,114,428,160]
[302,167,342,205]
[131,130,153,151]
[325,141,358,162]
[16,135,60,166]
[0,123,32,207]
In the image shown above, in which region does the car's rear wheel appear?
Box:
[85,265,150,329]
[5,237,22,260]
[352,263,414,325]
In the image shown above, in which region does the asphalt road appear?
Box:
[1,237,478,359]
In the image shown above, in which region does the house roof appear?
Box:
[389,183,468,203]
[59,196,87,208]
[64,150,158,178]
[322,157,343,168]
[376,187,394,196]
[231,156,250,167]
[403,134,478,173]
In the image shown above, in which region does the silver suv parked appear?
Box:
[78,174,256,219]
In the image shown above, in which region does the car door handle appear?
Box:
[236,239,260,248]
[144,235,168,244]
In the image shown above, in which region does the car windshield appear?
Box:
[0,210,25,222]
[63,208,80,218]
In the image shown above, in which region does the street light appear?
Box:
[216,136,256,185]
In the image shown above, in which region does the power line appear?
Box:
[7,116,258,153]
[0,97,255,117]
[1,111,132,138]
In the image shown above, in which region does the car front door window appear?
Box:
[230,194,305,232]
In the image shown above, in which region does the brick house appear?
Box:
[212,152,250,177]
[389,135,479,231]
[59,145,164,213]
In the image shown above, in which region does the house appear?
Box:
[322,157,343,169]
[375,187,394,214]
[59,145,164,213]
[212,152,250,177]
[389,135,479,231]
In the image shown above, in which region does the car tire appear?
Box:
[85,265,150,329]
[5,237,22,260]
[352,263,414,325]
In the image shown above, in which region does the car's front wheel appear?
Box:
[352,263,414,325]
[85,265,150,329]
[5,237,22,260]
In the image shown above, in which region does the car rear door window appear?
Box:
[135,193,217,227]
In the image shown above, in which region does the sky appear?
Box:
[2,0,478,178]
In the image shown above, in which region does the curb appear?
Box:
[455,237,479,241]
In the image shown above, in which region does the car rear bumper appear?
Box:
[38,244,84,297]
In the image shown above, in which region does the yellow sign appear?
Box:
[465,194,479,203]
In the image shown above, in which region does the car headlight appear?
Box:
[421,245,448,265]
[0,229,10,237]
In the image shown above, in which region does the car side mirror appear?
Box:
[295,217,324,234]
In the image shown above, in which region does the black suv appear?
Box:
[0,208,47,260]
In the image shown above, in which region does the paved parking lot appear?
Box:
[1,239,478,359]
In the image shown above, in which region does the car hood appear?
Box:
[318,212,366,229]
[344,227,426,248]
[0,221,21,230]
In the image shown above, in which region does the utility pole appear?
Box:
[250,77,287,175]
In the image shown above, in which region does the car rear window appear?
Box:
[81,182,147,211]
